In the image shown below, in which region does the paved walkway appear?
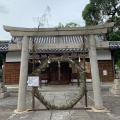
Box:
[0,83,120,120]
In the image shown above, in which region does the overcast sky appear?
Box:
[0,0,89,40]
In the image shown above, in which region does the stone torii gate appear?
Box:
[3,22,114,112]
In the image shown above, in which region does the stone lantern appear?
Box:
[110,64,120,95]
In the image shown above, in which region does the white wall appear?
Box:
[97,50,111,60]
[6,51,21,62]
[5,50,111,62]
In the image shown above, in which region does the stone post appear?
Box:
[89,35,104,109]
[110,68,120,95]
[17,36,29,112]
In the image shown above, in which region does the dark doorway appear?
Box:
[49,62,71,84]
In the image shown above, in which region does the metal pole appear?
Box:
[83,36,88,107]
[58,61,61,82]
[32,38,35,110]
[77,70,80,87]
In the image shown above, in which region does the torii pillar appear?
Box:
[16,36,29,112]
[89,35,103,109]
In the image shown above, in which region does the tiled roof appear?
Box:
[109,42,120,48]
[0,36,84,52]
[29,48,84,53]
[0,43,8,51]
[10,36,84,44]
[1,35,119,52]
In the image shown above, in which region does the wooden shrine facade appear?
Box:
[0,22,115,84]
[3,58,114,84]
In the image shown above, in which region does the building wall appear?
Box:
[98,60,114,82]
[6,51,21,62]
[4,50,113,84]
[97,50,111,60]
[5,50,111,62]
[4,60,114,84]
[4,62,20,84]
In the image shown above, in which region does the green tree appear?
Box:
[82,0,120,64]
[57,22,80,28]
[57,22,65,28]
[82,3,101,26]
[65,22,80,27]
[82,0,120,27]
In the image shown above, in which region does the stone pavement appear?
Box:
[0,83,120,120]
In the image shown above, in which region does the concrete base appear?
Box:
[109,79,120,95]
[0,87,7,93]
[14,109,30,114]
[0,82,10,98]
[0,92,10,98]
[90,106,110,112]
[0,82,4,88]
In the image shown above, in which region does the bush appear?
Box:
[117,59,120,68]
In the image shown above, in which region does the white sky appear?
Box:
[0,0,89,40]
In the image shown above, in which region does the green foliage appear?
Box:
[82,0,120,63]
[82,0,120,27]
[57,22,80,28]
[109,31,120,41]
[57,22,64,28]
[117,59,120,68]
[82,3,101,26]
[112,50,120,64]
[65,22,80,27]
